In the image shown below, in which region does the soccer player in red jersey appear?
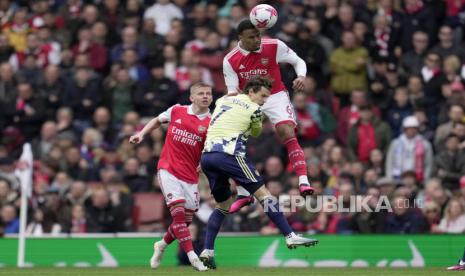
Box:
[129,83,212,271]
[223,20,314,212]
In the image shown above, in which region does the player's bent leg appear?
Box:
[275,122,315,197]
[253,186,319,249]
[230,180,254,213]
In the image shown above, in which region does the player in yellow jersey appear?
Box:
[199,76,318,269]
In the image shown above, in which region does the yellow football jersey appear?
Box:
[203,94,263,157]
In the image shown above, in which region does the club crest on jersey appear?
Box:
[198,125,207,133]
[261,58,269,65]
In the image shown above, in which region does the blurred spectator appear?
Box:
[85,188,127,233]
[139,18,165,61]
[144,0,183,36]
[348,103,391,163]
[37,64,65,119]
[4,81,45,140]
[433,198,465,233]
[400,31,428,76]
[386,87,413,137]
[92,107,118,147]
[386,116,433,182]
[64,67,101,125]
[330,31,368,103]
[0,204,19,234]
[384,195,428,233]
[431,25,464,62]
[421,201,441,232]
[293,92,322,146]
[26,208,61,236]
[134,59,176,118]
[434,134,465,191]
[400,0,436,52]
[123,157,150,192]
[72,27,108,73]
[107,67,137,123]
[0,178,16,209]
[434,103,464,149]
[62,204,87,233]
[31,120,57,160]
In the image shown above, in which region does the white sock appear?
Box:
[157,239,167,249]
[298,176,309,185]
[285,232,298,239]
[236,185,251,196]
[187,251,198,263]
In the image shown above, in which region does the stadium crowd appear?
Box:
[1,0,465,240]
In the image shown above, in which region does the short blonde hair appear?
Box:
[190,82,211,95]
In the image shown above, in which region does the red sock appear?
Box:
[169,206,194,253]
[284,137,307,177]
[162,209,195,244]
[162,227,176,244]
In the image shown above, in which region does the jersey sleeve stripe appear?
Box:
[235,156,257,182]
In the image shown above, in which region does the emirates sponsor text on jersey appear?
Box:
[171,125,203,146]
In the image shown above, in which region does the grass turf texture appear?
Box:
[0,267,452,276]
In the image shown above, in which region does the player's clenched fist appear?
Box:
[129,133,143,144]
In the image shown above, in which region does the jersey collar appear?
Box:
[188,104,210,119]
[238,41,262,55]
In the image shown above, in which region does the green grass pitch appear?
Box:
[0,267,453,276]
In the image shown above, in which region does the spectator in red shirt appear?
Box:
[348,103,391,163]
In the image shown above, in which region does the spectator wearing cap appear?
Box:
[434,103,464,149]
[434,134,465,191]
[399,31,428,76]
[386,115,433,183]
[386,87,413,137]
[376,176,398,198]
[433,198,465,233]
[348,103,391,163]
[330,31,368,103]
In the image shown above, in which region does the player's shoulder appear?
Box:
[261,37,278,44]
[224,46,241,61]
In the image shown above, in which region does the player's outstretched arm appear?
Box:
[129,117,162,144]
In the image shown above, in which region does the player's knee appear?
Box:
[276,123,296,141]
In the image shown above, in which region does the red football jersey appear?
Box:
[157,105,210,184]
[224,38,307,95]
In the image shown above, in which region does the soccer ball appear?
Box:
[249,4,278,29]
